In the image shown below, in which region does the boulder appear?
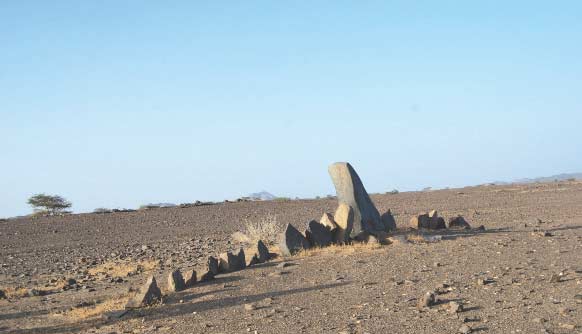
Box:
[167,270,186,292]
[125,276,162,309]
[219,249,246,273]
[333,204,354,244]
[320,213,338,231]
[305,220,333,247]
[448,216,471,229]
[328,162,384,235]
[207,256,219,275]
[381,209,397,231]
[278,223,311,256]
[183,269,197,287]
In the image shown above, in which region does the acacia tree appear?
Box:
[27,194,72,215]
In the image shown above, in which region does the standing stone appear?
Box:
[448,215,471,229]
[320,213,338,231]
[219,249,246,273]
[381,209,397,231]
[328,162,384,236]
[207,256,219,275]
[183,269,197,287]
[247,254,260,266]
[125,276,162,309]
[410,213,431,229]
[167,270,186,292]
[305,220,333,247]
[257,240,270,263]
[333,204,354,244]
[278,223,311,256]
[428,210,446,229]
[198,270,214,282]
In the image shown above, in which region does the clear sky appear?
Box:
[1,1,581,217]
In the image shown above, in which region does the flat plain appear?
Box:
[1,181,582,333]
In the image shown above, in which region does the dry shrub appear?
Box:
[2,287,31,299]
[62,294,130,320]
[235,214,280,246]
[88,259,159,277]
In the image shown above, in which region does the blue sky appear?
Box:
[1,1,581,217]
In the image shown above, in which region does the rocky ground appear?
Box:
[1,181,582,333]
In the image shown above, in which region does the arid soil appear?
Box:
[1,181,582,334]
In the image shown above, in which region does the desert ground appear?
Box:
[1,181,582,334]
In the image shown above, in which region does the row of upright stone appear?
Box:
[126,240,271,308]
[279,162,397,256]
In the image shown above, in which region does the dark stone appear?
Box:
[278,223,311,256]
[198,270,214,282]
[257,240,270,263]
[183,269,197,287]
[247,254,260,266]
[125,276,162,309]
[411,211,446,230]
[410,213,431,229]
[448,216,471,229]
[305,220,333,247]
[0,289,5,299]
[328,162,384,236]
[167,270,186,292]
[207,256,219,275]
[380,209,397,231]
[219,249,246,273]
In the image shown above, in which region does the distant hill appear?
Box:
[247,191,277,201]
[491,173,582,185]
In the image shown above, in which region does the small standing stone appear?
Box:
[380,209,397,231]
[167,270,186,292]
[305,220,333,247]
[183,269,197,287]
[320,212,338,231]
[207,256,219,275]
[125,276,162,309]
[278,224,311,256]
[458,324,472,334]
[257,240,270,262]
[219,249,246,273]
[448,215,471,229]
[198,270,214,282]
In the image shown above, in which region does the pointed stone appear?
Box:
[219,249,245,273]
[183,269,197,287]
[381,209,397,231]
[278,223,310,256]
[167,269,186,292]
[328,162,384,236]
[257,240,270,262]
[333,204,354,244]
[247,253,260,266]
[305,220,333,247]
[448,215,471,229]
[125,276,162,309]
[198,270,214,282]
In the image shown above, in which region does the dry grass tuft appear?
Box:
[295,242,383,258]
[2,287,32,299]
[88,259,159,278]
[235,213,280,246]
[62,294,130,320]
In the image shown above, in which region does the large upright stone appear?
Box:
[207,256,219,275]
[278,223,310,256]
[125,276,162,309]
[305,220,333,247]
[333,204,354,244]
[328,162,384,236]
